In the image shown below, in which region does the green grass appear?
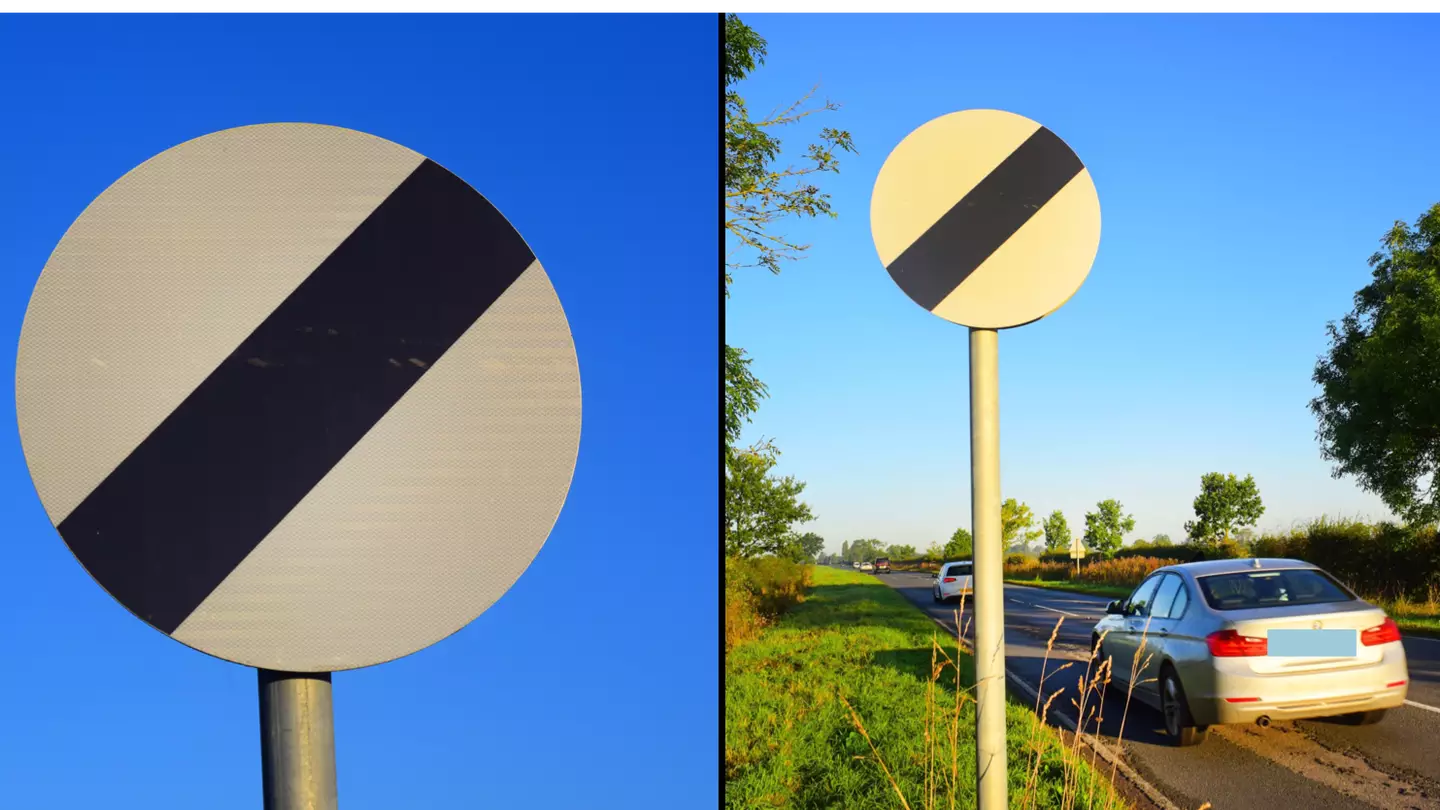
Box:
[1003,579,1132,600]
[726,566,1130,810]
[1373,599,1440,639]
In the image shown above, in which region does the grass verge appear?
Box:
[1374,600,1440,639]
[726,566,1131,809]
[1003,579,1132,601]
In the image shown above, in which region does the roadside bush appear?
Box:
[1004,559,1070,582]
[725,555,813,651]
[1024,516,1440,605]
[1074,555,1170,587]
[1004,551,1037,565]
[1008,555,1171,589]
[1265,518,1440,602]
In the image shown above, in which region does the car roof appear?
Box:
[943,560,973,567]
[1155,557,1319,578]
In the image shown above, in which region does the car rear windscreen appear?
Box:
[947,564,972,576]
[1196,569,1356,611]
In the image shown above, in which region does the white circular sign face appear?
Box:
[870,109,1101,329]
[16,123,582,672]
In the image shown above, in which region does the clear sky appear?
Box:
[726,13,1440,554]
[0,14,716,809]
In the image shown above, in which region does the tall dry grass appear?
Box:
[837,591,1201,810]
[1005,556,1174,589]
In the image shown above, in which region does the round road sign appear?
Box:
[870,109,1101,329]
[16,123,582,672]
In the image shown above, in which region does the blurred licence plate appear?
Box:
[1267,629,1356,657]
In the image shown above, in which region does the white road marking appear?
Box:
[1405,699,1440,715]
[1006,595,1088,619]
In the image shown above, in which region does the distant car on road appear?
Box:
[860,561,875,572]
[875,558,891,573]
[1090,558,1409,747]
[932,560,974,603]
[852,561,861,569]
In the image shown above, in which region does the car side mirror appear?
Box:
[1106,600,1123,615]
[930,572,938,579]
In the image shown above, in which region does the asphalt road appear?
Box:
[877,569,1440,810]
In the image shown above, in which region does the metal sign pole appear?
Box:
[870,108,1101,810]
[969,327,1006,809]
[259,670,338,810]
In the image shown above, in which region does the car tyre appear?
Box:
[1159,666,1208,747]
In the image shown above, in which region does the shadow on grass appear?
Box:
[796,574,1179,749]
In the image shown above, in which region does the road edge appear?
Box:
[922,610,1183,810]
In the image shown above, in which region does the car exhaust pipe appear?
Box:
[1256,716,1271,728]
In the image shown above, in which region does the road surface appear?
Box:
[878,569,1440,810]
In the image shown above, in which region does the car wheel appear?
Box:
[1159,666,1208,746]
[932,588,940,603]
[1340,709,1388,726]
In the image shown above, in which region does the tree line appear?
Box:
[836,471,1269,564]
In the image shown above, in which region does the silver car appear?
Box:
[1091,558,1408,746]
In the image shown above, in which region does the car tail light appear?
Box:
[1387,680,1407,688]
[1361,617,1401,647]
[1207,629,1268,657]
[943,577,956,583]
[1225,697,1261,703]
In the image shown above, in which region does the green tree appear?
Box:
[725,442,815,558]
[886,543,918,559]
[840,539,851,561]
[1184,472,1265,545]
[724,346,767,461]
[923,542,944,561]
[1084,499,1135,559]
[724,14,855,286]
[1041,510,1072,553]
[847,538,884,561]
[1002,499,1042,553]
[794,532,825,563]
[723,15,851,555]
[944,527,973,560]
[1312,203,1440,525]
[1153,533,1172,547]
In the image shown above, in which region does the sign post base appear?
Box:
[259,670,337,810]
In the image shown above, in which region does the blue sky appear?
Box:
[726,14,1440,554]
[0,14,715,809]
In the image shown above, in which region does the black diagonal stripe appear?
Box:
[886,126,1084,311]
[57,159,535,635]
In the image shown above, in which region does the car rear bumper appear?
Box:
[1187,646,1408,726]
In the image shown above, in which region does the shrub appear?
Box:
[1027,517,1440,605]
[1004,559,1071,582]
[1004,551,1038,565]
[725,555,813,650]
[1074,555,1170,587]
